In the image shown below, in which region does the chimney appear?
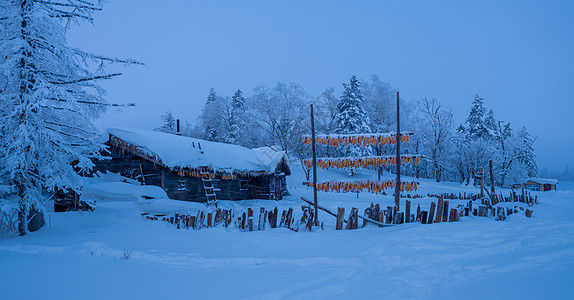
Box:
[176,119,181,135]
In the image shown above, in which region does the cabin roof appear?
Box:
[525,178,559,185]
[106,128,290,175]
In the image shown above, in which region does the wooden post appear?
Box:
[271,207,277,228]
[479,167,484,198]
[247,208,253,231]
[259,208,265,230]
[310,104,319,226]
[395,91,401,210]
[442,201,449,222]
[428,202,436,225]
[336,207,345,230]
[435,197,444,223]
[421,211,428,224]
[405,200,411,223]
[286,208,293,229]
[478,206,487,217]
[489,159,495,195]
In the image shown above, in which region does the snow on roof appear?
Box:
[526,178,559,185]
[106,128,288,174]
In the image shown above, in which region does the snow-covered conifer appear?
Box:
[334,76,372,157]
[0,0,139,235]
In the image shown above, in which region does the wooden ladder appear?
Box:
[200,167,219,207]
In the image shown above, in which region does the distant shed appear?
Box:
[516,178,558,192]
[91,128,291,203]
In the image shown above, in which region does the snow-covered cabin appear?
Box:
[516,178,558,192]
[92,128,291,202]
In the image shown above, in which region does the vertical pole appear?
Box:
[489,159,495,195]
[176,119,181,135]
[395,92,400,210]
[310,104,319,225]
[480,167,484,198]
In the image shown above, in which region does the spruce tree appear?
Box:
[201,88,220,141]
[334,76,372,135]
[463,95,489,139]
[334,75,372,157]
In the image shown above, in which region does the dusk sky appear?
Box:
[67,0,574,173]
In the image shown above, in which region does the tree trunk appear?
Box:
[17,181,28,236]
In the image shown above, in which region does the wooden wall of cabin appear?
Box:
[92,147,282,202]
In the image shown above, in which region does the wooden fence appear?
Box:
[143,190,537,231]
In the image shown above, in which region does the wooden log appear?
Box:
[247,208,254,231]
[306,209,315,231]
[378,211,385,227]
[448,208,455,222]
[336,207,345,230]
[374,203,380,221]
[362,208,370,228]
[300,208,309,226]
[279,210,286,227]
[190,216,196,229]
[286,208,293,229]
[207,213,212,228]
[435,197,444,223]
[241,212,247,230]
[478,206,487,217]
[428,202,436,225]
[405,200,411,223]
[421,211,428,224]
[442,201,449,222]
[525,209,533,218]
[270,207,278,228]
[259,208,265,230]
[300,197,346,223]
[416,204,421,222]
[386,206,393,224]
[345,208,359,230]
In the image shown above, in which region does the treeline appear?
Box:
[156,75,536,187]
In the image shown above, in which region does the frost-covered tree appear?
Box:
[516,127,537,178]
[417,98,454,182]
[155,111,176,134]
[362,75,396,133]
[0,0,139,235]
[314,87,339,134]
[245,82,309,156]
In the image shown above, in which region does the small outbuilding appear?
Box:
[516,178,558,192]
[91,128,291,203]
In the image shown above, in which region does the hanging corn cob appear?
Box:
[306,180,418,193]
[302,154,423,169]
[302,132,413,146]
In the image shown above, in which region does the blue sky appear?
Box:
[67,0,574,173]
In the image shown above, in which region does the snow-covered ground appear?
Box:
[1,167,573,299]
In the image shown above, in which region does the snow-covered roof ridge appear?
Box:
[526,178,559,185]
[105,127,289,174]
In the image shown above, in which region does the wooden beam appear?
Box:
[395,91,401,210]
[310,104,319,225]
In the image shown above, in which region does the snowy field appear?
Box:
[1,167,574,299]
